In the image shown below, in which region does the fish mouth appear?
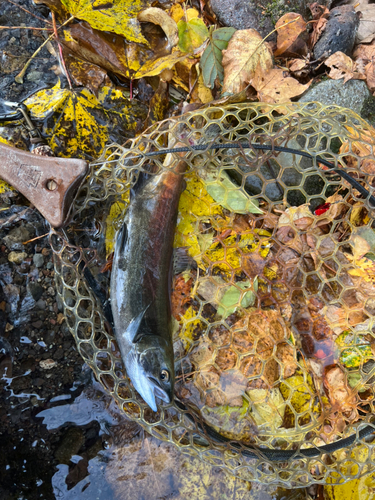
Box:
[147,377,171,405]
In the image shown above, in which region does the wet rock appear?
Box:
[26,70,43,82]
[39,359,57,370]
[299,79,375,121]
[55,427,85,465]
[27,282,44,301]
[209,0,274,38]
[3,226,30,250]
[35,298,46,310]
[46,261,54,270]
[8,251,27,264]
[33,253,44,268]
[313,5,359,60]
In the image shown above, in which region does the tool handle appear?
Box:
[0,142,88,227]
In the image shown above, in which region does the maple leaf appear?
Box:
[274,13,307,57]
[251,66,311,104]
[60,0,149,44]
[221,29,273,95]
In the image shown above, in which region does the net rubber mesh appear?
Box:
[50,102,375,486]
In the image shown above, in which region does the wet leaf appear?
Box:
[274,13,307,57]
[64,55,109,95]
[178,10,209,53]
[200,27,236,88]
[61,0,149,44]
[216,279,258,319]
[105,198,128,257]
[138,7,178,48]
[252,66,311,104]
[133,49,188,79]
[24,82,147,159]
[143,80,169,129]
[222,29,273,95]
[247,388,285,429]
[199,169,263,214]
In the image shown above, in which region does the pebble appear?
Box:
[39,359,58,370]
[8,251,27,264]
[35,299,46,310]
[46,262,54,270]
[27,282,44,301]
[33,253,44,268]
[3,226,31,250]
[26,70,43,82]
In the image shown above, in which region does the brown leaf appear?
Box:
[171,273,194,320]
[274,13,307,57]
[222,29,273,95]
[309,2,330,48]
[252,66,311,104]
[324,365,359,416]
[63,54,110,95]
[325,51,366,84]
[356,5,375,44]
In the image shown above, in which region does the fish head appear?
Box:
[126,336,174,412]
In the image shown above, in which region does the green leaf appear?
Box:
[200,27,236,88]
[178,17,208,53]
[200,169,263,215]
[60,0,149,44]
[217,279,257,319]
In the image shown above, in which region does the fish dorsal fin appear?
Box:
[125,304,150,344]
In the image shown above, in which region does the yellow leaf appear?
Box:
[61,0,149,44]
[222,29,273,95]
[178,15,208,53]
[170,3,184,23]
[133,50,189,79]
[105,197,129,257]
[25,82,108,159]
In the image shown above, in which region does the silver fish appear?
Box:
[110,159,187,411]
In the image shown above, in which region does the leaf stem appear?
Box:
[15,15,74,84]
[52,12,73,90]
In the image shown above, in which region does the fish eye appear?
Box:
[160,369,170,382]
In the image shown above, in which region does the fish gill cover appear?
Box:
[51,102,375,487]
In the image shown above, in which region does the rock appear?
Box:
[35,298,46,310]
[299,79,375,126]
[55,427,85,465]
[313,5,359,60]
[26,70,43,82]
[209,0,332,38]
[46,261,54,270]
[39,359,57,370]
[33,253,44,268]
[3,227,30,250]
[27,282,44,301]
[8,251,27,264]
[210,0,274,38]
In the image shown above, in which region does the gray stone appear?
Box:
[299,79,375,125]
[3,226,30,250]
[35,299,46,310]
[33,253,44,268]
[8,251,27,264]
[27,282,44,301]
[313,5,359,60]
[46,261,54,270]
[26,70,43,82]
[209,0,332,38]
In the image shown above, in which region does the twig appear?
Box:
[6,0,53,25]
[15,15,74,84]
[23,232,49,244]
[0,26,53,31]
[51,12,73,90]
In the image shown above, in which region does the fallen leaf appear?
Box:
[252,66,311,104]
[63,54,109,95]
[309,2,330,48]
[222,29,273,95]
[138,7,179,48]
[216,279,257,319]
[356,5,375,44]
[324,365,358,415]
[178,12,209,53]
[274,13,307,57]
[143,80,169,129]
[171,272,194,320]
[200,27,236,88]
[199,168,263,214]
[325,51,365,84]
[61,0,149,44]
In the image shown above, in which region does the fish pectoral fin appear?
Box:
[173,247,197,275]
[115,223,128,255]
[126,305,150,344]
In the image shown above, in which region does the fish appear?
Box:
[110,158,187,412]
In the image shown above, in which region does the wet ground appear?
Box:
[0,1,319,498]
